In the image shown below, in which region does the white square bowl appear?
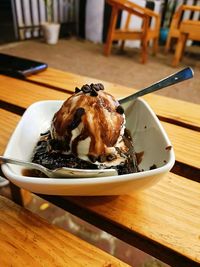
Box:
[2,98,175,195]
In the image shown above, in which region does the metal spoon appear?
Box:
[119,67,193,104]
[0,156,117,178]
[1,67,194,178]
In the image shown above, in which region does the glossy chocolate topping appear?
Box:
[51,85,124,159]
[31,83,139,174]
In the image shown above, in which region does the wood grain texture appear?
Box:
[61,172,200,266]
[0,75,70,109]
[0,109,21,155]
[161,121,200,168]
[0,196,129,267]
[143,94,200,131]
[26,68,200,129]
[0,109,32,206]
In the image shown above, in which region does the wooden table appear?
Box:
[1,68,200,267]
[0,195,129,266]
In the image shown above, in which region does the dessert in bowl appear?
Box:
[32,83,138,176]
[2,83,175,195]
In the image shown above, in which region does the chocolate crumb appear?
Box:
[149,164,157,170]
[116,105,124,114]
[165,145,172,151]
[40,130,50,136]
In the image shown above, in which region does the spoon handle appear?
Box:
[0,156,46,173]
[119,67,194,104]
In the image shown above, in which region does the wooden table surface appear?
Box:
[1,68,200,267]
[0,195,129,266]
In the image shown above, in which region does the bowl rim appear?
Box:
[2,98,175,185]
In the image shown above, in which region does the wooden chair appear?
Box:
[165,4,200,53]
[172,19,200,66]
[104,0,161,63]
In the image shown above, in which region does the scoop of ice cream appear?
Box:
[50,83,130,166]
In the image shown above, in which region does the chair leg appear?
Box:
[140,17,149,64]
[172,33,187,67]
[104,7,118,56]
[180,35,187,61]
[152,37,159,55]
[141,39,148,64]
[165,34,171,54]
[120,40,125,51]
[120,13,131,52]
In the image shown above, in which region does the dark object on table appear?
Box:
[0,53,48,78]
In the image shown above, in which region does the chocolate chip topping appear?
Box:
[80,83,104,95]
[81,84,91,93]
[98,83,104,90]
[91,84,99,91]
[116,105,124,114]
[91,83,104,91]
[90,88,98,97]
[75,87,81,93]
[69,107,85,130]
